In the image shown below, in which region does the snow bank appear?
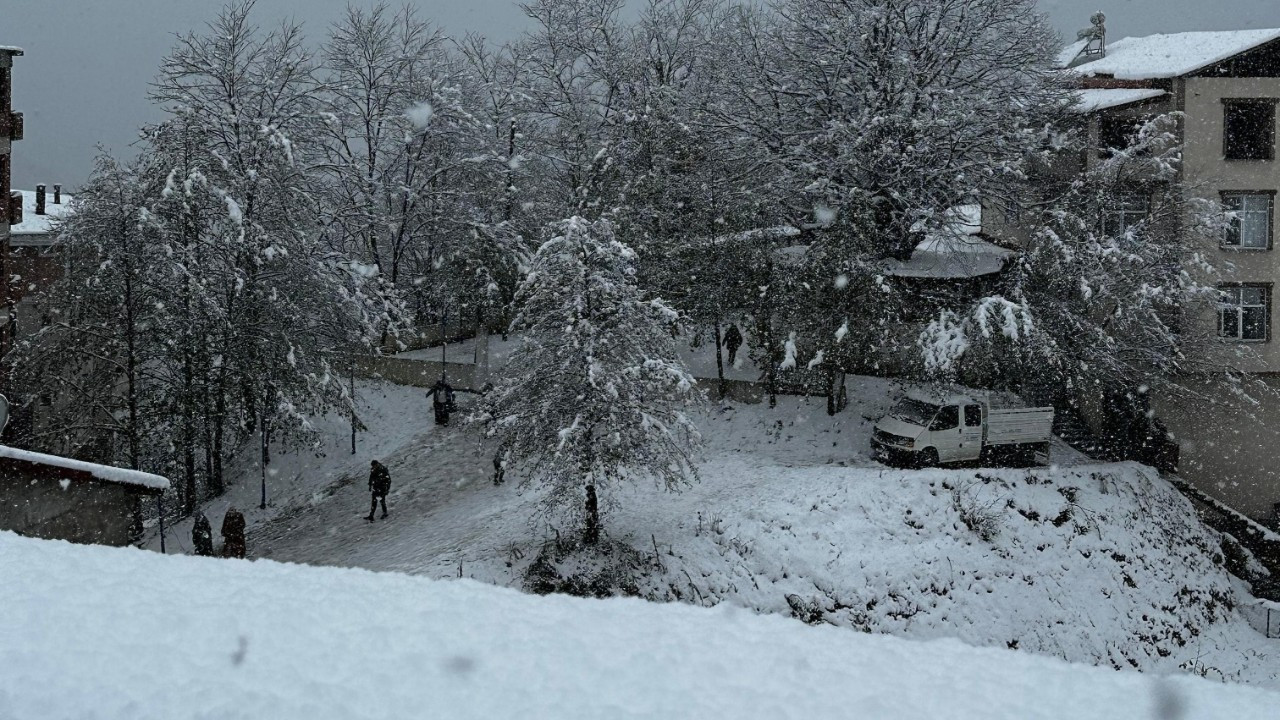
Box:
[2,531,1276,720]
[0,444,170,490]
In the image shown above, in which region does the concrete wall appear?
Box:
[1155,376,1280,524]
[1183,76,1280,371]
[0,470,146,546]
[350,354,478,390]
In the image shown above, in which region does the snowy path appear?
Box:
[252,413,532,582]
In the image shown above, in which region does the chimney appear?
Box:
[35,184,45,215]
[53,184,61,204]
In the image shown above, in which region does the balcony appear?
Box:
[0,111,20,141]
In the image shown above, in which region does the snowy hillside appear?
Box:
[3,531,1278,720]
[153,376,1279,688]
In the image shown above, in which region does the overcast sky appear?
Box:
[6,0,1280,190]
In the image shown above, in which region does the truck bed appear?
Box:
[986,407,1054,446]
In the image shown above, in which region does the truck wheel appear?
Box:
[918,448,939,468]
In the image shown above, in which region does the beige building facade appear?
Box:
[1061,29,1280,523]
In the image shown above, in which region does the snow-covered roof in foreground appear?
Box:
[0,446,169,491]
[3,531,1277,719]
[9,189,74,236]
[1068,29,1280,79]
[0,46,23,55]
[884,205,1016,279]
[1073,88,1167,113]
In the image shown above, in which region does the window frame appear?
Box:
[1103,190,1151,239]
[1218,283,1272,343]
[1221,190,1275,250]
[1222,98,1278,162]
[930,405,960,431]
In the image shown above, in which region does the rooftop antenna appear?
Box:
[1077,12,1107,58]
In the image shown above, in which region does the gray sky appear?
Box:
[6,0,1280,190]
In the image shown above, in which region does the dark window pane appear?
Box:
[1243,305,1268,339]
[1225,102,1275,160]
[932,405,959,431]
[964,405,981,427]
[1221,306,1240,337]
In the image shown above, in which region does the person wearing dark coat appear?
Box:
[192,513,215,557]
[221,507,247,559]
[427,380,456,426]
[367,460,391,521]
[723,324,744,366]
[492,449,506,486]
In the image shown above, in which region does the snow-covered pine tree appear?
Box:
[474,216,701,543]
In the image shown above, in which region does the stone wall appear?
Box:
[0,471,146,546]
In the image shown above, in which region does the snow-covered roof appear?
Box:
[883,205,1016,279]
[0,46,23,56]
[0,445,170,491]
[10,190,73,237]
[1072,88,1167,113]
[1067,29,1280,79]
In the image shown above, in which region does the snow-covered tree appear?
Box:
[474,217,700,543]
[6,155,160,467]
[925,112,1277,451]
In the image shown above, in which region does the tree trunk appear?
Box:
[583,484,600,545]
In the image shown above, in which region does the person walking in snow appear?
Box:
[428,379,456,426]
[492,448,507,486]
[192,513,215,557]
[366,459,391,521]
[221,507,246,559]
[723,324,744,366]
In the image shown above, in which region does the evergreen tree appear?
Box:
[474,217,700,543]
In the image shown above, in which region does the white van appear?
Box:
[871,389,1054,466]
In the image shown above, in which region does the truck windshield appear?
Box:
[888,399,939,426]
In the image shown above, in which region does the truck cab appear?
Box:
[872,389,1053,467]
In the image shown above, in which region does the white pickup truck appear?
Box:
[871,389,1054,467]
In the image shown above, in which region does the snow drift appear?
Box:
[2,531,1277,720]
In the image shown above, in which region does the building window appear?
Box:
[1103,192,1150,238]
[1099,114,1149,156]
[1219,284,1270,342]
[1223,99,1277,161]
[1222,192,1274,249]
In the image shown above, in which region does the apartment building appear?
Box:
[1055,26,1280,524]
[1,46,22,359]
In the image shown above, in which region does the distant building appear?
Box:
[1,45,23,356]
[8,185,70,339]
[999,23,1280,525]
[0,444,169,546]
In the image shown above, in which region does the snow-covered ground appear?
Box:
[149,374,1279,688]
[4,530,1278,720]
